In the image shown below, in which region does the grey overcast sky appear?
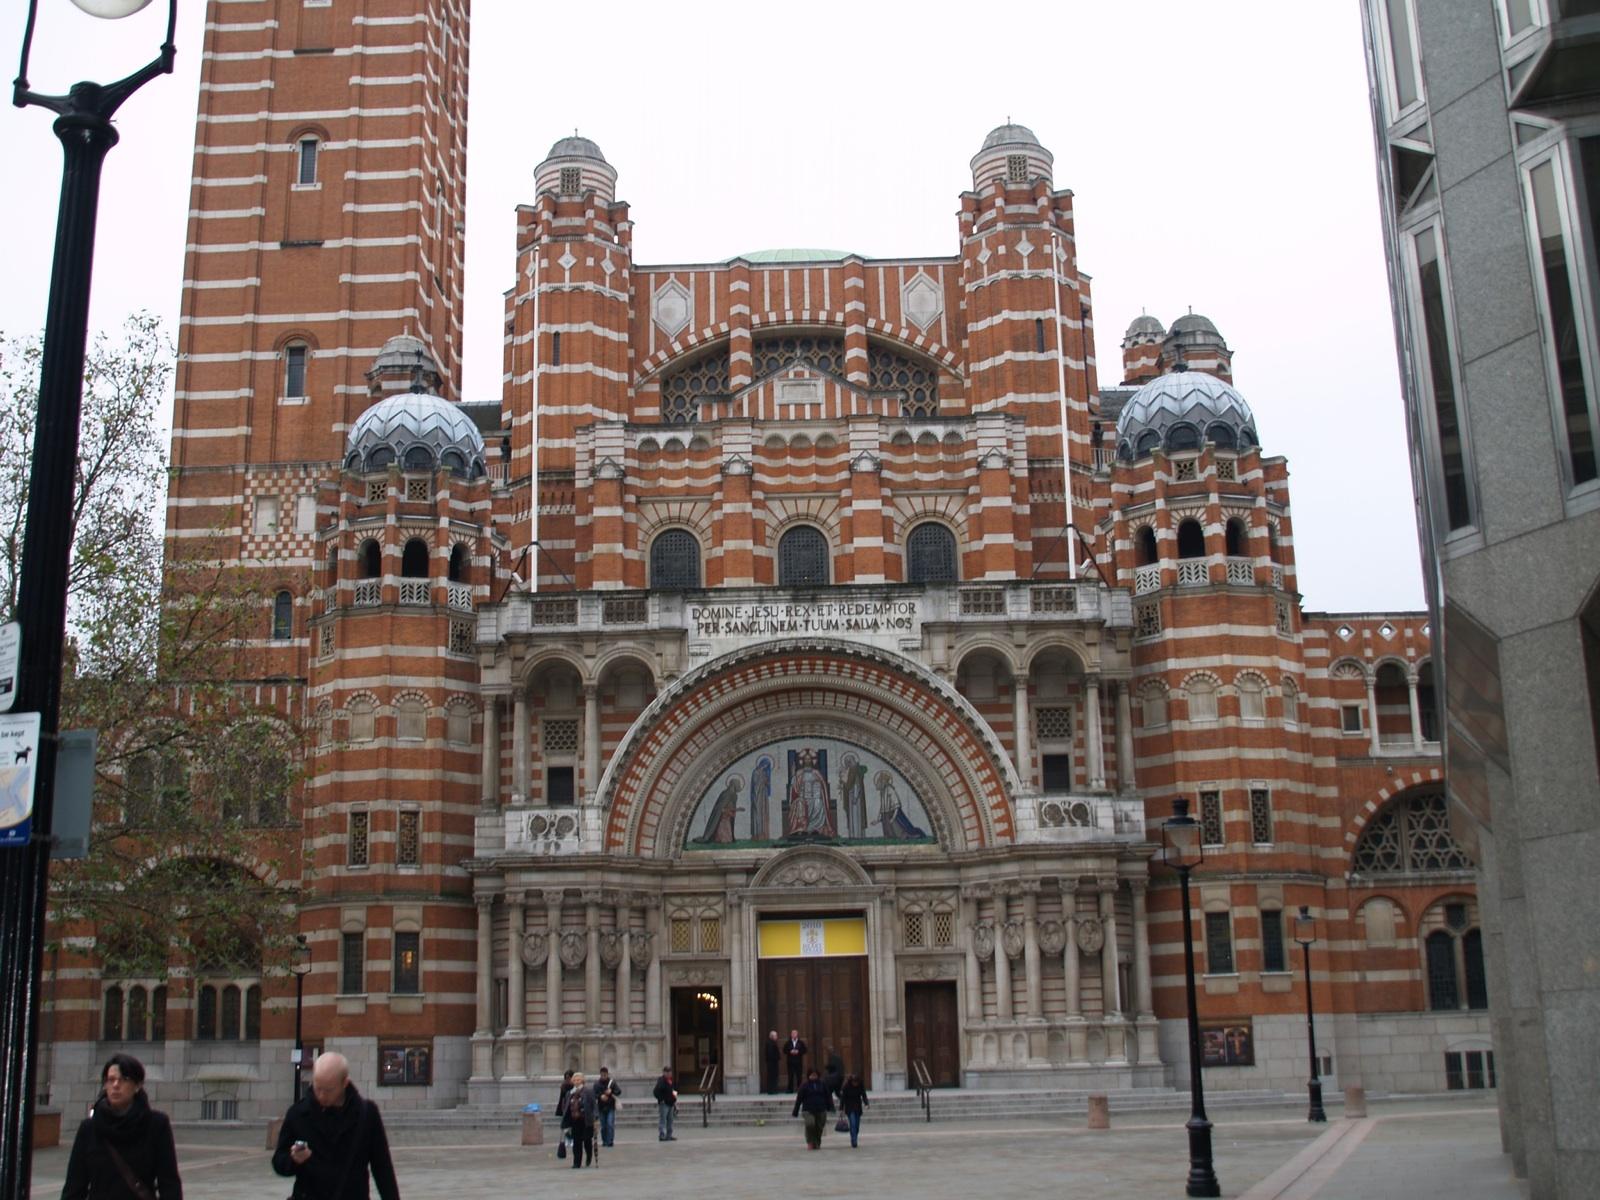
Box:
[1,0,1424,614]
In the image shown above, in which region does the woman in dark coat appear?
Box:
[60,1052,182,1199]
[838,1073,870,1148]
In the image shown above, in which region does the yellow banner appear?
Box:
[758,917,867,959]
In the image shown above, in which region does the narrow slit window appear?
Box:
[285,344,308,399]
[298,138,318,186]
[1411,226,1474,528]
[1204,912,1235,974]
[1261,909,1287,973]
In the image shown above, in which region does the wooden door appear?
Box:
[904,981,961,1086]
[759,957,871,1083]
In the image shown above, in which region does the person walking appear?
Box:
[791,1068,834,1151]
[60,1052,183,1199]
[839,1074,869,1149]
[594,1067,622,1149]
[783,1030,807,1093]
[822,1043,844,1101]
[652,1066,678,1142]
[763,1030,782,1094]
[271,1051,399,1200]
[555,1069,576,1160]
[564,1072,597,1168]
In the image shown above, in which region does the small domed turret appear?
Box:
[366,333,443,396]
[534,132,618,204]
[1122,313,1166,349]
[1115,367,1259,462]
[1161,310,1233,380]
[346,392,487,479]
[970,122,1054,191]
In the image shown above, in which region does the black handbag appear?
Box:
[834,1116,849,1133]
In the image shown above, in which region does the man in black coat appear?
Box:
[783,1029,807,1093]
[763,1030,782,1094]
[272,1052,400,1200]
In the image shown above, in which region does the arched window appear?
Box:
[349,697,376,742]
[1352,790,1475,874]
[284,342,308,399]
[906,522,958,584]
[221,984,241,1039]
[366,446,395,471]
[1224,519,1247,557]
[296,136,319,186]
[649,529,701,590]
[359,540,382,579]
[448,544,468,584]
[1177,519,1206,559]
[1141,684,1168,728]
[326,543,339,584]
[1135,430,1161,457]
[1187,677,1218,723]
[1236,674,1266,722]
[1167,423,1200,452]
[401,539,429,578]
[271,590,293,641]
[1136,526,1158,566]
[103,986,124,1041]
[403,445,433,471]
[777,526,829,587]
[1207,422,1237,449]
[126,985,148,1042]
[397,696,427,741]
[1282,679,1301,726]
[441,448,466,476]
[196,985,217,1040]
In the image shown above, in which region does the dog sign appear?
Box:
[0,711,41,847]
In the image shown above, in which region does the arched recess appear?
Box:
[597,640,1020,858]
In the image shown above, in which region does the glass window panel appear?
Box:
[221,984,241,1039]
[245,985,261,1040]
[393,931,421,994]
[1041,753,1073,792]
[1204,912,1235,974]
[1413,227,1476,526]
[298,139,318,185]
[1261,910,1287,973]
[546,766,575,807]
[272,591,293,641]
[342,932,366,994]
[650,529,701,589]
[1385,0,1420,109]
[126,986,148,1042]
[777,526,829,587]
[103,987,123,1042]
[1426,930,1460,1010]
[906,523,958,584]
[1445,1050,1464,1089]
[197,985,217,1040]
[151,986,167,1042]
[1504,0,1536,34]
[1529,158,1597,484]
[1464,928,1489,1009]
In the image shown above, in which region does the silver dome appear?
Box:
[1115,368,1259,461]
[544,135,607,163]
[371,333,439,378]
[346,391,487,479]
[1122,313,1166,346]
[1169,312,1220,336]
[981,123,1041,150]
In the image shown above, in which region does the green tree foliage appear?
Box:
[0,314,304,975]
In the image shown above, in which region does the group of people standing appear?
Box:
[764,1029,870,1150]
[555,1066,623,1167]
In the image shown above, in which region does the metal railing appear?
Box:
[698,1064,719,1127]
[912,1058,933,1122]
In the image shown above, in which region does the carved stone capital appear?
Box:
[1018,878,1042,895]
[475,894,497,914]
[582,888,605,908]
[505,890,526,909]
[542,888,567,909]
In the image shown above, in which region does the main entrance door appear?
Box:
[759,956,871,1084]
[904,981,961,1086]
[669,986,724,1092]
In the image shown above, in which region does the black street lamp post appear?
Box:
[1162,798,1221,1199]
[0,4,176,1196]
[291,934,311,1103]
[1294,906,1328,1123]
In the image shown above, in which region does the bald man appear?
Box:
[272,1051,400,1199]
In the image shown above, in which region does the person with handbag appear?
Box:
[564,1072,598,1168]
[838,1074,869,1148]
[790,1067,834,1151]
[271,1052,400,1200]
[555,1069,576,1160]
[60,1052,182,1199]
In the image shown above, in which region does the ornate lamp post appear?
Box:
[291,934,312,1103]
[1,4,176,1195]
[1162,797,1221,1198]
[1294,906,1327,1122]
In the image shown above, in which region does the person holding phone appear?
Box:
[271,1052,399,1199]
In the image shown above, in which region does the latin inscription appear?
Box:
[689,599,917,640]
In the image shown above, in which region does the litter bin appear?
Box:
[521,1103,544,1146]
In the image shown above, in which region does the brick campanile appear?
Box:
[169,0,470,559]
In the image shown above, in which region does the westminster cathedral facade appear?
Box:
[40,0,1493,1120]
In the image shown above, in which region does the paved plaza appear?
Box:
[30,1096,1524,1199]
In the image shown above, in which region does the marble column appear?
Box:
[584,891,601,1025]
[1022,885,1042,1019]
[616,900,633,1034]
[1130,881,1154,1016]
[1063,883,1081,1019]
[480,697,500,807]
[1012,672,1032,789]
[512,692,530,801]
[964,896,983,1021]
[1099,880,1121,1017]
[1115,681,1135,793]
[543,889,564,1034]
[1085,675,1106,789]
[583,684,601,800]
[1408,674,1424,749]
[471,895,494,1080]
[505,891,527,1077]
[1366,675,1381,755]
[878,892,901,1026]
[994,893,1014,1021]
[644,901,662,1032]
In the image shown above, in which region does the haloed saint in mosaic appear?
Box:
[686,738,933,848]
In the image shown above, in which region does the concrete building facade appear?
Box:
[42,0,1493,1123]
[1360,1,1600,1196]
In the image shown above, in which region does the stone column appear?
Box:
[512,692,530,802]
[1366,674,1381,755]
[1022,884,1042,1019]
[1012,671,1032,789]
[471,895,494,1080]
[583,684,601,801]
[1099,880,1121,1016]
[1115,681,1136,793]
[1408,673,1424,749]
[963,895,983,1021]
[1085,675,1106,789]
[616,899,633,1034]
[480,697,500,807]
[584,890,602,1025]
[643,900,662,1032]
[1063,882,1081,1019]
[1130,881,1154,1016]
[877,890,900,1026]
[504,891,527,1077]
[994,892,1014,1021]
[543,889,564,1034]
